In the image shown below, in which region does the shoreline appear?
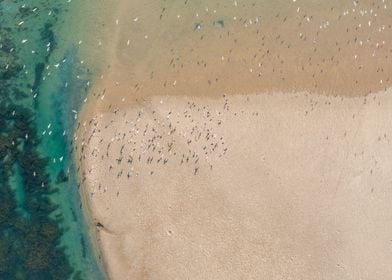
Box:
[75,95,111,277]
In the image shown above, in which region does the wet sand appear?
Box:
[86,0,392,104]
[75,0,392,279]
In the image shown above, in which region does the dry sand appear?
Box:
[74,0,392,279]
[78,91,392,279]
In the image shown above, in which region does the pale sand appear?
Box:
[77,91,392,279]
[74,0,392,278]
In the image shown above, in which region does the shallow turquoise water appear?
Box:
[0,0,105,279]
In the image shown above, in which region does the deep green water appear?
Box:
[0,0,105,279]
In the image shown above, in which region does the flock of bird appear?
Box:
[22,0,391,195]
[75,95,238,197]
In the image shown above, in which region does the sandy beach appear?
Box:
[75,0,392,279]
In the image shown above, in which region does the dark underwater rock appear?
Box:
[56,169,69,184]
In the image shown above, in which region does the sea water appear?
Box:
[0,0,105,279]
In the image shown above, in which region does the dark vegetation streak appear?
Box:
[0,1,79,279]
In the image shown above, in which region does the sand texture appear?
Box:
[74,0,392,279]
[77,91,392,279]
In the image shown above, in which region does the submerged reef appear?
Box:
[0,103,73,279]
[0,1,94,279]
